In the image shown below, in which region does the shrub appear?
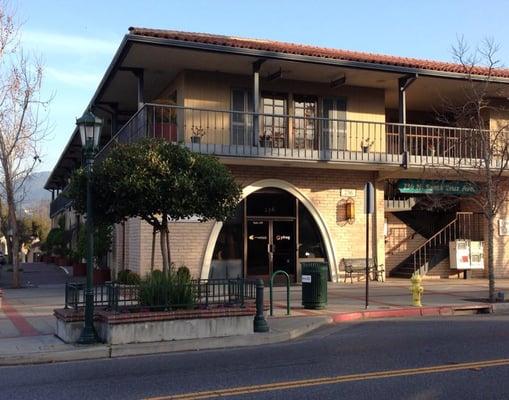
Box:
[139,267,195,311]
[117,270,141,285]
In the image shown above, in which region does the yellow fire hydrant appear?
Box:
[410,273,424,307]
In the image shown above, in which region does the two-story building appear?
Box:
[45,27,509,282]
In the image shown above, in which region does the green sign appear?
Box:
[397,179,478,196]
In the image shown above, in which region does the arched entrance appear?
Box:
[202,179,337,282]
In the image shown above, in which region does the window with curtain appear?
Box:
[231,89,253,146]
[261,93,287,148]
[294,96,318,150]
[322,98,347,150]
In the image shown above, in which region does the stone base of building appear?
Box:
[54,307,256,345]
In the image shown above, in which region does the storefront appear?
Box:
[210,188,328,282]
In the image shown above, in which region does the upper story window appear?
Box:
[231,89,253,145]
[294,96,318,150]
[261,93,287,148]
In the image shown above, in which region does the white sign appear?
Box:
[302,275,312,283]
[341,189,356,197]
[499,219,509,236]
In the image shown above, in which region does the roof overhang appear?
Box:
[45,30,509,190]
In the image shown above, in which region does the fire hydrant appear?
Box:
[410,273,424,307]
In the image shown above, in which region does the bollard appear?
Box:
[253,279,269,333]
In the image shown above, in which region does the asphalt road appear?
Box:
[2,314,509,400]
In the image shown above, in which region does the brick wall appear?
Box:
[385,212,426,274]
[229,165,385,279]
[115,164,386,281]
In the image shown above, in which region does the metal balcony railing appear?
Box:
[95,103,496,167]
[50,191,72,217]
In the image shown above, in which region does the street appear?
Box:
[2,314,509,399]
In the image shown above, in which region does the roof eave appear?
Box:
[44,34,132,190]
[128,33,509,84]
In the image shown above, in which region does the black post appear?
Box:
[365,213,369,309]
[364,182,374,310]
[77,142,98,344]
[254,279,269,332]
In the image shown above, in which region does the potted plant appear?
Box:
[93,224,113,285]
[259,130,273,148]
[361,138,375,153]
[70,249,86,277]
[428,142,436,156]
[191,125,206,144]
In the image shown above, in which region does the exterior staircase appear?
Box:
[389,212,477,278]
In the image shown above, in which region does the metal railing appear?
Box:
[50,191,73,217]
[64,278,257,312]
[95,103,496,167]
[412,212,482,274]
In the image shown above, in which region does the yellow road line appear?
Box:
[144,358,509,400]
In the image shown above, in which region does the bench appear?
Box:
[340,258,385,283]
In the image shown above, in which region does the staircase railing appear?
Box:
[412,212,475,275]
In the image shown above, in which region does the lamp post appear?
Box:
[76,110,102,344]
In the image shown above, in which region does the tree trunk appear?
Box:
[150,227,156,272]
[3,167,20,288]
[8,205,19,288]
[159,214,170,274]
[487,214,495,302]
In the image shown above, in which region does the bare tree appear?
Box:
[436,37,509,302]
[0,2,49,287]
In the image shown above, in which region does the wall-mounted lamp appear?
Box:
[345,199,355,222]
[337,198,356,225]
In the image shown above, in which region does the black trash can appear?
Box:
[301,262,328,309]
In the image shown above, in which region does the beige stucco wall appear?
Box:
[174,70,386,152]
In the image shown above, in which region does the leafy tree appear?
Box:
[68,139,242,273]
[76,224,113,266]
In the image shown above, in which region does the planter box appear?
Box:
[54,307,256,344]
[93,269,111,285]
[56,256,68,267]
[154,123,177,142]
[73,262,86,277]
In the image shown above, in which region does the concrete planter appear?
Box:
[54,307,256,345]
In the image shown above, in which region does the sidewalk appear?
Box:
[1,268,509,365]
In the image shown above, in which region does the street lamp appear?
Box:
[76,110,102,344]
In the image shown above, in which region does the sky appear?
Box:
[16,0,509,173]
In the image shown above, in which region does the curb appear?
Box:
[0,316,332,366]
[331,304,492,323]
[0,345,110,366]
[0,304,495,366]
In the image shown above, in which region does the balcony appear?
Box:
[50,191,72,218]
[95,103,493,169]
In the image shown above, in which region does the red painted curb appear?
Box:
[331,304,490,324]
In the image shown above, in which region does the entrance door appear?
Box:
[272,220,296,280]
[247,220,270,276]
[247,219,296,280]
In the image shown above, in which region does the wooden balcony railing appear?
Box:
[95,103,495,167]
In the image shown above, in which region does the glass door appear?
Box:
[272,220,296,279]
[246,220,270,276]
[322,98,347,151]
[231,89,253,146]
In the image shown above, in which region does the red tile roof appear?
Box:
[128,27,509,79]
